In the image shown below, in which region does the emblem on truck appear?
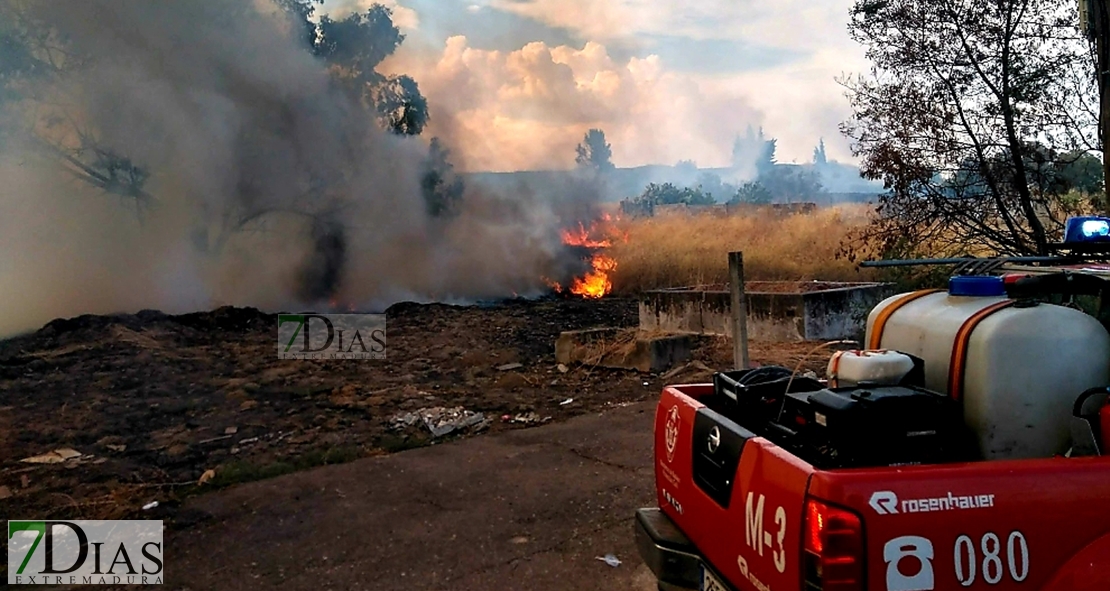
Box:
[870,491,900,515]
[664,405,679,462]
[707,426,721,453]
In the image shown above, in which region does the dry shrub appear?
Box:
[609,205,877,293]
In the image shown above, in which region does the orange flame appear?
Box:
[551,214,624,299]
[561,222,613,249]
[569,254,617,298]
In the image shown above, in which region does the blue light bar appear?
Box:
[1064,216,1110,243]
[1083,220,1110,237]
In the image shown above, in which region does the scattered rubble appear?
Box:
[501,412,552,426]
[559,398,574,406]
[391,407,490,438]
[496,363,524,371]
[0,485,12,500]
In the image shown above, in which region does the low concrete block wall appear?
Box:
[639,282,895,342]
[554,328,692,373]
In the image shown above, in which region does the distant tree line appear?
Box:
[572,126,837,209]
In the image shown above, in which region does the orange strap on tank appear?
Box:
[828,350,847,387]
[947,300,1016,401]
[868,289,944,350]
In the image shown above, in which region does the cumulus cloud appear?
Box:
[384,36,764,171]
[408,0,870,167]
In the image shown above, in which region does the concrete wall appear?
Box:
[802,284,894,341]
[639,282,895,342]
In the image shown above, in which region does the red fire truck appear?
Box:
[635,220,1110,591]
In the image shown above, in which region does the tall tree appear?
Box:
[1079,0,1110,205]
[0,1,154,208]
[575,128,615,171]
[283,1,428,136]
[841,0,1099,258]
[420,137,464,217]
[731,125,765,169]
[756,136,777,178]
[813,139,828,166]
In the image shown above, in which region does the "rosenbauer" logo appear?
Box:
[869,490,996,515]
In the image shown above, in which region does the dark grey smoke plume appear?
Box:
[0,0,596,336]
[300,218,348,301]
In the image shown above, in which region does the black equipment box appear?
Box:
[711,367,825,431]
[708,364,973,469]
[802,385,971,467]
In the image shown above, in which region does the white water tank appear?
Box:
[866,277,1110,460]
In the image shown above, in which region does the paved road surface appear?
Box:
[168,402,660,591]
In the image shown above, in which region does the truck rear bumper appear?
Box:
[634,508,703,591]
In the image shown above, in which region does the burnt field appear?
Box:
[0,297,825,525]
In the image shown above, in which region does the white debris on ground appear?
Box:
[500,412,552,426]
[20,448,83,464]
[389,407,490,438]
[595,554,621,567]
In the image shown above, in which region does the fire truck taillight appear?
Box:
[803,498,864,591]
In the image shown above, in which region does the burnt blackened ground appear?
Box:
[0,297,824,528]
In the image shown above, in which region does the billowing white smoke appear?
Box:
[0,0,596,337]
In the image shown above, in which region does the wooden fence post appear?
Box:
[729,251,750,370]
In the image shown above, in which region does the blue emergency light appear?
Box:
[1064,216,1110,244]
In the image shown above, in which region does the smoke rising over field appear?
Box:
[0,0,596,337]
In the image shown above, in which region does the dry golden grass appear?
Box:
[608,204,877,293]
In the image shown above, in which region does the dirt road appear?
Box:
[167,401,660,591]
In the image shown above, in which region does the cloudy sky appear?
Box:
[323,0,869,172]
